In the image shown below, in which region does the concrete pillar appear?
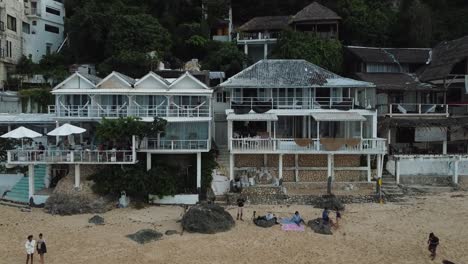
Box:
[229,154,234,181]
[302,116,307,138]
[74,164,81,188]
[377,154,382,179]
[453,158,459,184]
[263,154,267,167]
[227,120,233,150]
[267,121,271,137]
[278,154,283,180]
[28,164,34,200]
[396,158,400,184]
[327,154,334,180]
[146,152,152,171]
[196,152,202,190]
[443,140,447,155]
[294,154,299,182]
[367,154,371,182]
[55,121,60,143]
[263,43,268,59]
[244,44,248,55]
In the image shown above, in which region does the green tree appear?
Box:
[202,41,249,77]
[272,30,343,73]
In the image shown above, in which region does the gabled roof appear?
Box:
[169,72,210,90]
[419,35,468,82]
[238,16,290,32]
[53,72,102,90]
[220,59,373,89]
[134,71,170,87]
[97,71,136,88]
[355,73,438,92]
[290,2,341,24]
[346,46,431,64]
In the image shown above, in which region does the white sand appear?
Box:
[1,192,467,264]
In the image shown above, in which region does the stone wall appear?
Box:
[399,175,452,185]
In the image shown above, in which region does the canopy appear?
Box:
[1,126,42,139]
[227,113,278,121]
[47,123,86,136]
[311,112,366,122]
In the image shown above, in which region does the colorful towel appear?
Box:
[281,223,305,231]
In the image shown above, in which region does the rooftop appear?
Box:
[346,46,431,64]
[290,2,341,23]
[355,73,438,92]
[238,16,290,32]
[220,59,373,89]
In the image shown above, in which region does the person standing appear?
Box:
[25,235,35,264]
[236,197,245,221]
[428,232,440,260]
[36,233,47,264]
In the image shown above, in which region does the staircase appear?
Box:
[381,170,404,198]
[3,165,47,204]
[217,147,231,179]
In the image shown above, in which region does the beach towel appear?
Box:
[281,224,305,231]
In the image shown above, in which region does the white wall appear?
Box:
[387,156,468,176]
[0,173,24,196]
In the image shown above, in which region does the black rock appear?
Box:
[307,218,333,235]
[127,229,163,244]
[253,218,277,228]
[88,215,105,225]
[181,204,235,234]
[165,230,179,236]
[313,195,345,211]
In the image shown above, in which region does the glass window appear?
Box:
[7,15,16,32]
[45,24,59,34]
[22,22,30,34]
[46,7,61,16]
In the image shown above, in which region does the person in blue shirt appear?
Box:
[291,211,305,226]
[322,208,335,227]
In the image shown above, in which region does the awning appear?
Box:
[311,112,366,122]
[227,113,278,121]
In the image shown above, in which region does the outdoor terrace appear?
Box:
[379,103,468,117]
[230,96,356,112]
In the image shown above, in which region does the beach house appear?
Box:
[218,59,386,186]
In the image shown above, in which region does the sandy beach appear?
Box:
[1,192,467,264]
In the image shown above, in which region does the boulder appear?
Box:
[313,195,345,211]
[181,204,235,234]
[127,229,163,244]
[307,218,333,235]
[88,215,105,225]
[253,218,277,228]
[165,230,179,236]
[45,193,110,216]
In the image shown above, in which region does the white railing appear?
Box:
[141,139,210,151]
[230,138,387,154]
[237,32,281,41]
[7,149,135,164]
[388,103,449,116]
[230,96,355,111]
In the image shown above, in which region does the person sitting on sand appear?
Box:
[25,235,35,264]
[322,208,335,227]
[253,211,279,224]
[428,232,439,260]
[291,211,305,226]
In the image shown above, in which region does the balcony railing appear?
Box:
[230,97,355,112]
[7,150,136,164]
[140,139,210,152]
[49,104,211,118]
[230,138,387,154]
[237,32,280,41]
[383,103,468,117]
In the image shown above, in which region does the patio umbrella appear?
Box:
[1,126,42,149]
[47,123,86,136]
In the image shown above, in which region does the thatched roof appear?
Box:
[346,46,431,64]
[355,73,439,92]
[379,117,468,129]
[290,2,341,23]
[238,16,290,32]
[419,35,468,82]
[220,59,373,89]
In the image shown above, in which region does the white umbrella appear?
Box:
[1,126,42,149]
[47,123,86,136]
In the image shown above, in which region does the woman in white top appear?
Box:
[25,235,36,264]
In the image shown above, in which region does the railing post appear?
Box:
[418,104,422,114]
[70,151,74,162]
[7,151,11,163]
[389,104,393,117]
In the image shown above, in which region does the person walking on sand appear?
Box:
[236,197,245,221]
[428,232,439,260]
[36,233,47,264]
[25,235,35,264]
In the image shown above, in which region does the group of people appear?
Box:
[25,234,47,264]
[289,208,341,227]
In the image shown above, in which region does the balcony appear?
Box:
[140,139,210,153]
[236,32,280,44]
[230,138,386,154]
[7,149,136,165]
[212,35,230,42]
[230,97,355,113]
[382,103,468,117]
[26,8,41,17]
[49,103,211,119]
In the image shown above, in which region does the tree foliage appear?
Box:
[202,41,249,77]
[273,30,343,73]
[96,117,167,144]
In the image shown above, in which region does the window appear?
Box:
[53,0,63,3]
[32,21,37,26]
[46,43,52,55]
[7,15,17,32]
[22,22,30,34]
[46,7,60,16]
[44,24,59,34]
[6,40,12,58]
[216,91,229,103]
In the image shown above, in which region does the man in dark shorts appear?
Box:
[236,197,245,221]
[428,232,439,260]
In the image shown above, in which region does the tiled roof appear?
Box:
[238,16,290,32]
[220,59,373,88]
[346,46,431,64]
[419,35,468,82]
[290,2,341,23]
[114,71,136,85]
[355,73,438,91]
[79,73,102,85]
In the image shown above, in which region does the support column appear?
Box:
[267,121,272,137]
[302,116,307,138]
[278,154,283,180]
[395,158,400,184]
[74,164,81,189]
[263,43,268,59]
[442,140,447,155]
[377,154,382,179]
[327,154,334,180]
[146,152,152,171]
[227,120,233,150]
[294,154,299,182]
[55,121,60,143]
[28,164,34,200]
[263,154,267,167]
[229,154,234,181]
[367,154,371,182]
[453,158,459,184]
[244,44,248,55]
[196,152,202,191]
